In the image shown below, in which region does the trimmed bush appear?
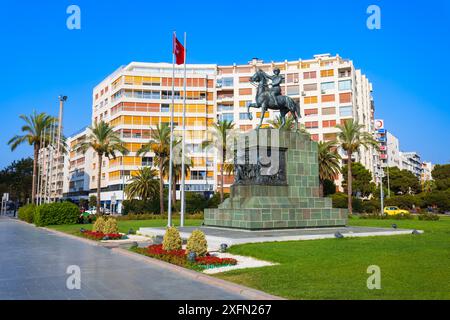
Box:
[34,202,79,227]
[116,212,204,221]
[162,227,182,251]
[18,204,36,223]
[92,216,106,232]
[418,213,440,221]
[186,229,208,257]
[385,195,423,210]
[361,199,381,213]
[330,193,363,212]
[103,217,119,234]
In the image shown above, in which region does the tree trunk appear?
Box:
[159,160,164,214]
[97,153,102,215]
[32,143,39,204]
[319,180,324,197]
[347,151,353,214]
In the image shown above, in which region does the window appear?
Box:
[304,109,318,116]
[303,71,316,79]
[322,120,337,128]
[142,157,153,166]
[321,82,335,91]
[320,69,334,77]
[239,88,252,95]
[305,121,319,129]
[287,86,299,96]
[339,106,353,117]
[218,104,234,112]
[190,171,206,180]
[239,112,250,120]
[304,96,318,104]
[321,94,335,102]
[239,100,252,108]
[222,77,234,87]
[322,107,336,115]
[219,113,234,122]
[339,92,352,103]
[338,80,352,91]
[286,73,299,83]
[161,103,170,112]
[303,83,317,91]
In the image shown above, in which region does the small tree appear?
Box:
[89,195,97,208]
[336,120,379,214]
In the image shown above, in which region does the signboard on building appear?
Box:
[375,119,384,130]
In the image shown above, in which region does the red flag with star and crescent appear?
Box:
[173,34,185,65]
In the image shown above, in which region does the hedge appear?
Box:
[34,202,80,227]
[18,204,36,223]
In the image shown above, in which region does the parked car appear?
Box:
[384,206,410,216]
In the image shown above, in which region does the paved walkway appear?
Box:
[0,218,245,300]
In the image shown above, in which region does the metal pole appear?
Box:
[167,32,176,227]
[386,166,391,198]
[56,96,67,201]
[380,169,384,216]
[180,32,187,227]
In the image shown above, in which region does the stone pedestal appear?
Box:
[204,129,348,230]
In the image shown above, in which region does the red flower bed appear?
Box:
[82,230,122,240]
[196,256,237,266]
[137,244,238,269]
[146,244,186,257]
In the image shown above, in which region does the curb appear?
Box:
[112,247,284,300]
[10,218,283,300]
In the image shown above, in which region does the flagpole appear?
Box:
[167,31,176,227]
[180,32,187,227]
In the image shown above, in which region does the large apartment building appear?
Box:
[63,54,378,211]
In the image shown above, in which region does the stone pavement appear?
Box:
[0,218,250,300]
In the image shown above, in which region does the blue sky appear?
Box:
[0,0,449,168]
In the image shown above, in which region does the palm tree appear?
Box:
[137,123,171,214]
[317,141,341,197]
[76,121,128,214]
[202,120,235,203]
[8,111,56,203]
[125,167,159,201]
[336,119,379,213]
[268,114,307,133]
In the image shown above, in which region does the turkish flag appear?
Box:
[173,34,185,65]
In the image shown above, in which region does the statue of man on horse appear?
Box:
[247,68,301,130]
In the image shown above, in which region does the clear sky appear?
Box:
[0,0,449,168]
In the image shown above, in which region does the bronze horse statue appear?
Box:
[247,69,301,130]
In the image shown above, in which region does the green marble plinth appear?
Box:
[204,129,348,230]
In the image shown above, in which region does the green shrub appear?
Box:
[330,193,363,212]
[361,199,381,213]
[162,227,182,251]
[18,204,36,223]
[186,229,208,256]
[34,202,79,227]
[360,213,413,220]
[103,217,119,234]
[420,190,450,213]
[116,212,204,221]
[418,213,440,221]
[92,216,106,232]
[385,195,423,210]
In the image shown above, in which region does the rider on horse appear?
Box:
[261,68,284,107]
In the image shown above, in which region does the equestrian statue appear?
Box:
[247,68,301,130]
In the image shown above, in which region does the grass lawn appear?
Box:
[215,216,450,300]
[47,219,203,236]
